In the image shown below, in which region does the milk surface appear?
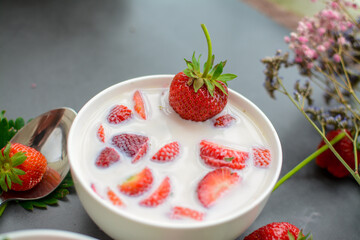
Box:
[80,87,272,224]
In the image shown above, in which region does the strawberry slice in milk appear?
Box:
[83,87,272,224]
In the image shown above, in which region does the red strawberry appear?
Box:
[97,124,105,143]
[133,90,147,120]
[119,167,153,196]
[244,222,307,240]
[0,143,47,191]
[168,24,237,122]
[139,176,171,207]
[151,141,180,162]
[316,129,357,178]
[107,187,124,206]
[213,114,236,128]
[107,105,132,124]
[112,133,149,163]
[170,206,204,221]
[199,140,249,170]
[197,167,240,208]
[95,147,120,168]
[253,147,271,168]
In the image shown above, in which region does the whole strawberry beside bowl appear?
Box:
[244,222,312,240]
[0,142,47,191]
[316,129,358,178]
[169,24,237,122]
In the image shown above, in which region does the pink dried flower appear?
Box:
[284,36,290,43]
[337,36,346,45]
[283,0,354,68]
[317,45,326,52]
[333,54,341,63]
[331,2,339,9]
[298,36,308,44]
[295,56,303,63]
[317,27,326,36]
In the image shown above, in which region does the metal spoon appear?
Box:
[0,107,77,206]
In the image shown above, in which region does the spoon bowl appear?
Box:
[0,108,77,205]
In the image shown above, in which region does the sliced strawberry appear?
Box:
[91,183,103,199]
[132,142,148,163]
[133,90,147,120]
[139,176,171,207]
[95,147,120,168]
[197,168,240,208]
[199,140,249,170]
[119,167,153,196]
[151,141,180,163]
[253,147,271,168]
[107,187,124,206]
[170,206,204,221]
[112,133,149,162]
[107,105,132,124]
[213,114,236,128]
[97,124,105,143]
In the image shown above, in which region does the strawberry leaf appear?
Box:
[217,73,237,82]
[213,80,228,95]
[212,61,224,80]
[11,152,27,167]
[18,201,34,210]
[15,173,73,212]
[9,171,22,184]
[0,173,7,192]
[6,174,11,190]
[0,203,7,216]
[204,79,215,97]
[3,143,11,159]
[192,52,201,73]
[12,168,25,176]
[0,111,25,149]
[183,68,193,78]
[193,78,204,93]
[185,59,194,71]
[14,118,25,131]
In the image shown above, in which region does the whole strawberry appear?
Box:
[169,24,237,122]
[244,222,311,240]
[0,142,47,191]
[316,129,357,178]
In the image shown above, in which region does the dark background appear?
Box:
[0,0,359,239]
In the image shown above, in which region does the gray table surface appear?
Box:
[0,0,359,239]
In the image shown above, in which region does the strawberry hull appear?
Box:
[68,75,282,240]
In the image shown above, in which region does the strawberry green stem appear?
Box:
[273,131,346,191]
[201,24,212,78]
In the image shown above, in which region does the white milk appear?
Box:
[80,87,272,224]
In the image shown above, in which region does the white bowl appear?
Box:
[0,229,97,240]
[68,75,282,240]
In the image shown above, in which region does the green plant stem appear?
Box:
[353,125,359,174]
[201,24,212,78]
[0,202,7,216]
[273,131,346,191]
